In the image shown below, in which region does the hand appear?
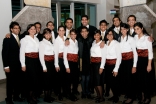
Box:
[65,40,70,46]
[22,67,26,72]
[4,68,10,73]
[132,67,136,74]
[99,41,105,48]
[66,68,70,73]
[112,71,118,77]
[99,68,103,74]
[147,65,152,73]
[5,33,11,38]
[148,36,154,42]
[43,70,47,72]
[55,67,60,72]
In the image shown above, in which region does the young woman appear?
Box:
[39,28,55,103]
[63,29,79,101]
[90,30,106,103]
[20,24,40,104]
[118,23,138,104]
[134,22,153,104]
[104,28,121,103]
[54,26,66,101]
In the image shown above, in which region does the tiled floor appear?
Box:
[0,47,156,104]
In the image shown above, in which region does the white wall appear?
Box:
[0,0,12,80]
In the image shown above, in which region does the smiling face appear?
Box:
[100,23,107,32]
[70,31,77,40]
[128,17,136,28]
[65,20,73,29]
[94,33,101,41]
[113,18,121,27]
[47,22,54,31]
[121,27,128,36]
[58,27,65,37]
[107,31,114,41]
[134,26,143,35]
[28,26,36,35]
[11,25,20,35]
[44,32,51,41]
[35,24,41,34]
[81,17,89,27]
[81,28,88,39]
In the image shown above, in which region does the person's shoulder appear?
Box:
[89,25,97,29]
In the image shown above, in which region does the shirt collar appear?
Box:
[86,25,89,28]
[12,33,18,38]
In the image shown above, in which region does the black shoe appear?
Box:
[108,96,114,101]
[87,94,93,99]
[113,97,119,104]
[13,97,23,102]
[70,95,78,101]
[95,97,105,103]
[5,98,14,104]
[123,99,133,104]
[58,94,63,101]
[81,93,86,99]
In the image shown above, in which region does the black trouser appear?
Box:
[105,64,119,99]
[66,61,79,95]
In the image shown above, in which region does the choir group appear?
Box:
[2,14,155,104]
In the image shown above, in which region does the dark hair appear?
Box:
[58,25,66,31]
[34,22,42,28]
[111,16,122,29]
[46,21,54,27]
[127,15,136,22]
[94,30,102,40]
[134,22,149,36]
[9,21,20,33]
[105,28,116,40]
[118,23,130,42]
[80,26,89,32]
[99,20,109,26]
[64,18,73,24]
[70,29,77,35]
[26,24,36,35]
[81,15,89,20]
[42,28,52,42]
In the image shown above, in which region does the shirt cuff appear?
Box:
[113,67,118,72]
[21,63,25,67]
[4,66,9,69]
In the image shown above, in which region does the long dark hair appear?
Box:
[118,23,130,42]
[26,24,36,35]
[105,28,116,40]
[134,22,149,36]
[42,28,52,43]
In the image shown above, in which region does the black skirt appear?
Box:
[91,62,104,86]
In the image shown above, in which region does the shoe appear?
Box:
[87,94,93,99]
[81,93,86,99]
[70,95,78,101]
[113,97,119,104]
[72,91,80,95]
[13,97,23,102]
[143,99,151,104]
[58,94,63,101]
[123,99,133,104]
[108,96,114,101]
[5,98,14,104]
[95,98,105,103]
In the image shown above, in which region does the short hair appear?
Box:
[64,18,73,24]
[70,29,77,35]
[80,26,89,32]
[81,15,89,20]
[58,25,65,31]
[127,15,136,22]
[112,16,121,22]
[26,24,36,35]
[94,29,101,35]
[34,22,42,28]
[99,19,109,26]
[9,21,20,33]
[46,21,54,27]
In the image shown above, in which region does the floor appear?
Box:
[0,47,156,104]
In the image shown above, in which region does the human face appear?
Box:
[134,26,143,35]
[128,17,136,28]
[107,31,113,41]
[35,24,41,34]
[121,27,128,36]
[81,17,89,26]
[58,27,65,37]
[44,32,52,41]
[113,18,121,27]
[70,32,77,40]
[47,23,54,31]
[100,23,107,32]
[65,20,73,29]
[94,33,101,41]
[28,26,36,36]
[81,29,88,39]
[11,25,20,35]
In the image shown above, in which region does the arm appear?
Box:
[63,46,69,69]
[100,46,106,69]
[39,42,47,71]
[54,40,59,68]
[20,39,27,67]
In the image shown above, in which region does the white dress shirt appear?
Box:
[39,38,54,70]
[54,35,66,67]
[63,38,78,68]
[65,28,72,38]
[51,31,56,43]
[114,27,120,34]
[119,35,138,67]
[20,35,39,67]
[105,40,122,72]
[86,25,89,28]
[134,35,153,59]
[90,40,106,69]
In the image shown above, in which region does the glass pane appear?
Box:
[12,0,21,18]
[61,4,70,26]
[51,3,57,32]
[87,4,96,27]
[74,3,85,29]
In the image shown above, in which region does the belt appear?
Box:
[106,59,116,65]
[137,49,148,57]
[44,55,54,62]
[25,52,39,58]
[67,53,78,62]
[122,51,133,60]
[59,53,63,58]
[91,57,101,63]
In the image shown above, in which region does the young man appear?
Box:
[77,15,97,40]
[2,22,23,104]
[64,18,74,38]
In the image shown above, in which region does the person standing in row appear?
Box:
[134,22,153,104]
[118,23,138,104]
[64,18,74,39]
[54,26,66,101]
[39,28,55,103]
[90,30,106,103]
[2,22,23,104]
[20,24,40,104]
[104,28,121,103]
[63,29,79,101]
